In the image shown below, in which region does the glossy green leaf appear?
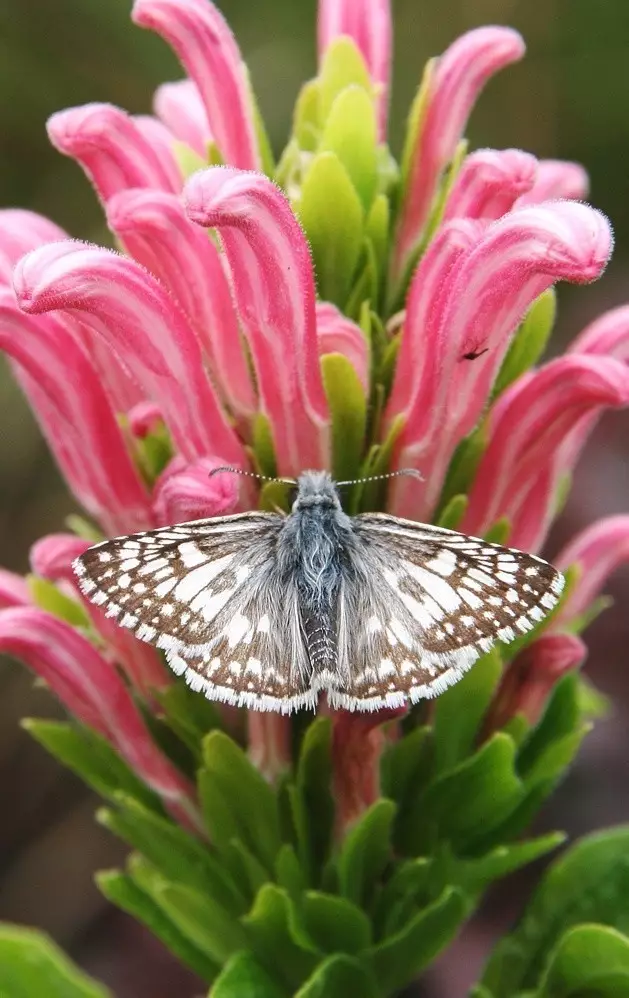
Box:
[243,884,319,990]
[275,843,306,899]
[28,574,92,629]
[289,717,334,883]
[368,886,467,992]
[299,152,363,307]
[344,239,379,320]
[97,868,218,982]
[337,799,396,907]
[321,85,377,210]
[321,353,367,483]
[23,719,159,812]
[301,892,371,954]
[482,827,629,996]
[493,289,556,398]
[295,954,379,998]
[0,924,111,998]
[365,192,390,303]
[293,80,321,150]
[226,839,270,900]
[540,924,629,998]
[433,649,502,773]
[454,833,565,895]
[97,794,247,915]
[211,951,287,998]
[373,857,432,938]
[381,725,434,854]
[318,37,372,124]
[200,730,281,871]
[156,881,248,966]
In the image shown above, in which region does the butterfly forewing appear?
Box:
[328,513,564,711]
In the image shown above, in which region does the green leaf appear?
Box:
[226,839,270,900]
[337,799,396,907]
[97,868,218,982]
[454,833,565,895]
[211,951,288,998]
[540,924,629,998]
[321,85,377,211]
[318,37,372,124]
[27,575,91,629]
[275,843,307,899]
[344,238,378,320]
[172,139,207,178]
[436,493,468,531]
[251,411,278,480]
[433,650,502,773]
[246,71,275,177]
[155,682,222,754]
[293,80,322,150]
[155,880,248,966]
[23,719,160,812]
[243,884,319,990]
[295,954,379,998]
[365,193,390,304]
[400,58,435,193]
[483,518,511,546]
[200,730,281,872]
[368,886,467,992]
[373,857,432,938]
[299,152,363,307]
[65,514,103,542]
[97,795,247,914]
[517,673,581,780]
[321,353,367,483]
[381,726,434,854]
[482,827,629,996]
[0,924,111,998]
[289,718,334,884]
[493,289,556,398]
[354,414,405,513]
[437,423,487,518]
[405,733,524,854]
[301,892,371,954]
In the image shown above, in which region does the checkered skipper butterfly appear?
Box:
[73,470,564,713]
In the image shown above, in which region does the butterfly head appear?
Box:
[292,470,341,512]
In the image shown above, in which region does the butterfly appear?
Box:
[73,470,564,714]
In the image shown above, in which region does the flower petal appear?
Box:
[30,534,92,582]
[47,103,181,201]
[0,606,192,801]
[569,303,629,362]
[152,455,238,525]
[554,515,629,624]
[184,167,330,474]
[389,202,614,520]
[0,209,67,282]
[133,0,261,169]
[517,159,589,206]
[14,241,247,467]
[316,301,369,394]
[485,633,587,732]
[107,188,256,420]
[462,356,629,550]
[317,0,392,139]
[392,26,525,287]
[443,148,537,221]
[153,79,212,157]
[0,288,151,534]
[0,570,31,609]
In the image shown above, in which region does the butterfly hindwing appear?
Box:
[329,513,564,711]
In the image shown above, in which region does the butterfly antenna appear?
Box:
[208,466,297,486]
[336,469,423,487]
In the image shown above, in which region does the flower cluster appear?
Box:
[1,0,629,991]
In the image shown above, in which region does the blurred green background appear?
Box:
[0,2,628,997]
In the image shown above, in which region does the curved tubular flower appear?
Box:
[184,167,330,474]
[0,289,151,535]
[569,303,629,361]
[153,79,212,157]
[317,0,392,140]
[14,241,247,467]
[554,516,629,625]
[132,0,261,170]
[484,632,587,733]
[0,607,191,804]
[316,301,369,394]
[152,456,239,526]
[392,26,525,289]
[517,159,590,206]
[0,209,67,280]
[107,188,257,421]
[30,534,93,581]
[0,569,30,609]
[47,103,181,202]
[462,356,629,551]
[388,201,614,520]
[443,148,537,222]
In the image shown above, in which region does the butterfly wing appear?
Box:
[74,513,316,712]
[329,512,564,711]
